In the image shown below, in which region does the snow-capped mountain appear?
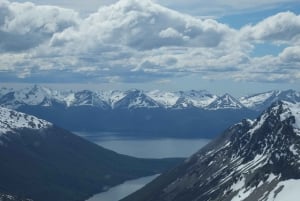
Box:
[123,101,300,201]
[114,89,162,109]
[97,90,126,108]
[0,85,67,109]
[70,90,110,109]
[147,90,218,109]
[0,106,51,136]
[146,90,178,108]
[207,93,245,110]
[240,89,300,111]
[0,108,180,201]
[0,87,13,97]
[1,85,300,111]
[0,85,223,110]
[0,194,33,201]
[173,90,218,109]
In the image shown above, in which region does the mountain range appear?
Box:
[0,106,181,201]
[122,100,300,201]
[2,85,299,111]
[0,85,299,138]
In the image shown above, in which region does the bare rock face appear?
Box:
[123,101,300,201]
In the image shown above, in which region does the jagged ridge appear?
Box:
[122,101,300,201]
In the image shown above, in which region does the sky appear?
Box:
[1,0,300,96]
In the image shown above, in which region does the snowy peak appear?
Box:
[175,90,218,108]
[114,89,161,109]
[97,90,126,108]
[124,101,300,201]
[240,89,300,111]
[1,85,299,111]
[0,87,13,97]
[0,107,52,135]
[147,90,178,108]
[70,90,110,109]
[172,96,195,109]
[207,93,245,110]
[0,85,63,109]
[147,89,218,108]
[278,101,300,130]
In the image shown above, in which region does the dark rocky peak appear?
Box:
[123,101,300,201]
[207,93,245,110]
[114,89,161,109]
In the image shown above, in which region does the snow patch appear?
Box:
[0,107,52,135]
[267,179,300,201]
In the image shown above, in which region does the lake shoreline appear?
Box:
[73,132,210,158]
[85,174,160,201]
[73,131,213,140]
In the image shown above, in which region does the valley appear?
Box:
[1,0,299,200]
[4,86,299,139]
[1,85,300,201]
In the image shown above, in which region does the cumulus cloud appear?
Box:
[156,0,300,16]
[0,0,79,52]
[241,11,300,44]
[50,0,235,51]
[1,0,300,85]
[279,46,300,63]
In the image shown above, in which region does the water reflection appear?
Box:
[86,174,159,201]
[75,132,210,158]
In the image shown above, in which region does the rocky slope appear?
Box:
[0,107,181,201]
[122,101,300,201]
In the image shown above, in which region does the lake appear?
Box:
[74,132,210,201]
[86,174,159,201]
[75,132,210,158]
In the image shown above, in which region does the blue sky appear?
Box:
[1,0,300,96]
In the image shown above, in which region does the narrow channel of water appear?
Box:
[76,132,210,201]
[75,132,210,158]
[86,174,159,201]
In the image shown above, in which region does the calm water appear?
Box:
[75,132,210,158]
[75,132,210,201]
[86,174,159,201]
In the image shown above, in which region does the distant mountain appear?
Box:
[0,85,66,109]
[173,90,218,109]
[0,194,33,201]
[147,90,218,109]
[0,107,181,201]
[1,85,299,138]
[1,86,299,111]
[122,101,300,201]
[114,89,161,109]
[0,86,221,110]
[72,90,110,109]
[207,93,245,110]
[146,90,178,108]
[240,89,300,111]
[0,193,33,201]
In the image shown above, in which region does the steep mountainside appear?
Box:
[0,194,33,201]
[114,89,161,109]
[1,86,299,111]
[0,107,181,201]
[1,86,298,138]
[240,90,300,111]
[122,101,300,201]
[207,93,245,110]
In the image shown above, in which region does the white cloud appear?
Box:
[156,0,299,16]
[50,0,235,51]
[0,0,79,51]
[159,27,185,39]
[241,11,300,44]
[0,0,300,85]
[10,0,300,17]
